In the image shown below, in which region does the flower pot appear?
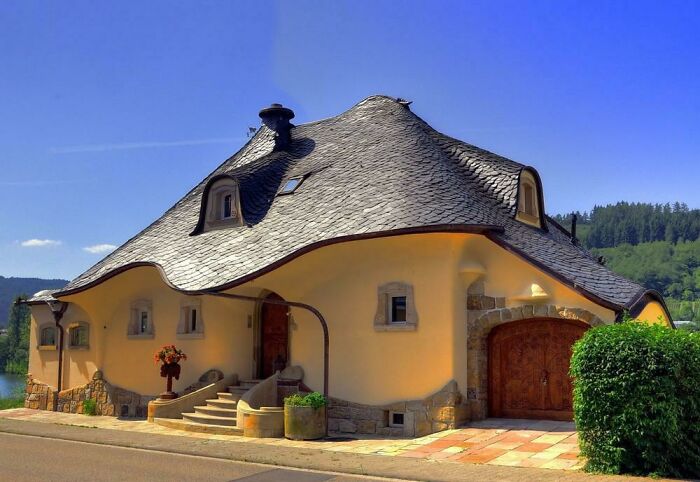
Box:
[284,405,326,440]
[158,362,181,400]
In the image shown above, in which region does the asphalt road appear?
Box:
[0,433,395,482]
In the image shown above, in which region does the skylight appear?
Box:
[279,177,303,195]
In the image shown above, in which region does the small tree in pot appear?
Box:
[284,392,327,440]
[154,345,187,400]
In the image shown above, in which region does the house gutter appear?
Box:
[197,291,330,400]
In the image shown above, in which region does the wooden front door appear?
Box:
[488,318,587,421]
[260,293,289,379]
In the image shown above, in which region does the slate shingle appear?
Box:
[54,95,646,311]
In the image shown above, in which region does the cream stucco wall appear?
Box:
[635,300,671,326]
[29,232,625,405]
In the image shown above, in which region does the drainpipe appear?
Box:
[200,291,329,400]
[47,300,69,394]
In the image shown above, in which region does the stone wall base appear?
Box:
[328,380,469,438]
[24,374,57,410]
[25,371,154,417]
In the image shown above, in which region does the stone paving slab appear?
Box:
[0,409,584,471]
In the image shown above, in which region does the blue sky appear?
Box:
[1,0,698,280]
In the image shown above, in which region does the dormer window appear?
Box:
[516,169,543,228]
[222,193,233,219]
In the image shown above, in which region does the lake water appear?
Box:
[0,373,25,398]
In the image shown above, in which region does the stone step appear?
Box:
[194,405,237,418]
[239,379,263,388]
[154,417,243,436]
[205,398,237,409]
[182,412,238,426]
[216,392,239,401]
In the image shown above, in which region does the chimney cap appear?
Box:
[259,103,295,121]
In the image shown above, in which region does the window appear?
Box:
[38,324,56,349]
[68,322,89,349]
[389,411,405,427]
[391,296,407,323]
[129,300,154,338]
[222,194,233,219]
[516,169,542,228]
[178,298,204,338]
[278,177,303,195]
[523,183,535,216]
[374,282,418,331]
[204,178,242,229]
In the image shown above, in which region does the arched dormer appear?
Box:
[191,174,244,235]
[515,168,546,229]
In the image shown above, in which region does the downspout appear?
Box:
[199,291,330,400]
[51,302,68,393]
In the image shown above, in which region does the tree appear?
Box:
[4,296,30,374]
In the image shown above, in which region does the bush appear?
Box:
[83,399,97,416]
[570,320,700,477]
[284,392,327,409]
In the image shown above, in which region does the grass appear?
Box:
[0,384,25,410]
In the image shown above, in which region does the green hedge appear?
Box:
[570,320,700,477]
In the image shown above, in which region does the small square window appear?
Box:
[279,177,303,195]
[390,411,405,427]
[391,296,407,323]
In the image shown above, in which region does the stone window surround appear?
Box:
[373,282,418,331]
[67,321,90,350]
[177,298,204,339]
[37,323,57,350]
[128,299,154,339]
[205,178,243,230]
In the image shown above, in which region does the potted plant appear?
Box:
[284,392,327,440]
[153,344,187,400]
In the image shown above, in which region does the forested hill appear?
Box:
[553,203,700,322]
[0,276,67,327]
[552,202,700,249]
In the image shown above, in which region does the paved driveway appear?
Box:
[0,409,581,471]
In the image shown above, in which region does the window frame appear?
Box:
[67,322,90,350]
[374,282,418,331]
[205,179,243,229]
[128,300,154,339]
[177,298,204,339]
[277,176,304,196]
[516,169,544,228]
[37,323,57,350]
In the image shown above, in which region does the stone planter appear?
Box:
[284,405,326,440]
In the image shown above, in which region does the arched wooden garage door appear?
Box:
[488,318,588,421]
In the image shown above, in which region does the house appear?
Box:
[24,95,672,437]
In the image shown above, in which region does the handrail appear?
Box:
[198,291,329,399]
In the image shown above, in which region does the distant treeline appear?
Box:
[0,297,30,374]
[554,202,700,323]
[552,202,700,249]
[0,276,66,328]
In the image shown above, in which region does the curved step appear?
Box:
[183,412,238,426]
[216,392,238,401]
[154,417,243,436]
[205,398,237,409]
[195,405,237,418]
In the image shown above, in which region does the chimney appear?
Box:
[258,103,295,150]
[570,213,578,244]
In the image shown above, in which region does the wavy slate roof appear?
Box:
[55,95,649,311]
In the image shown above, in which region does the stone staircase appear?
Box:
[155,379,263,435]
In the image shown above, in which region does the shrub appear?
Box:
[83,398,97,416]
[284,392,327,409]
[570,320,700,477]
